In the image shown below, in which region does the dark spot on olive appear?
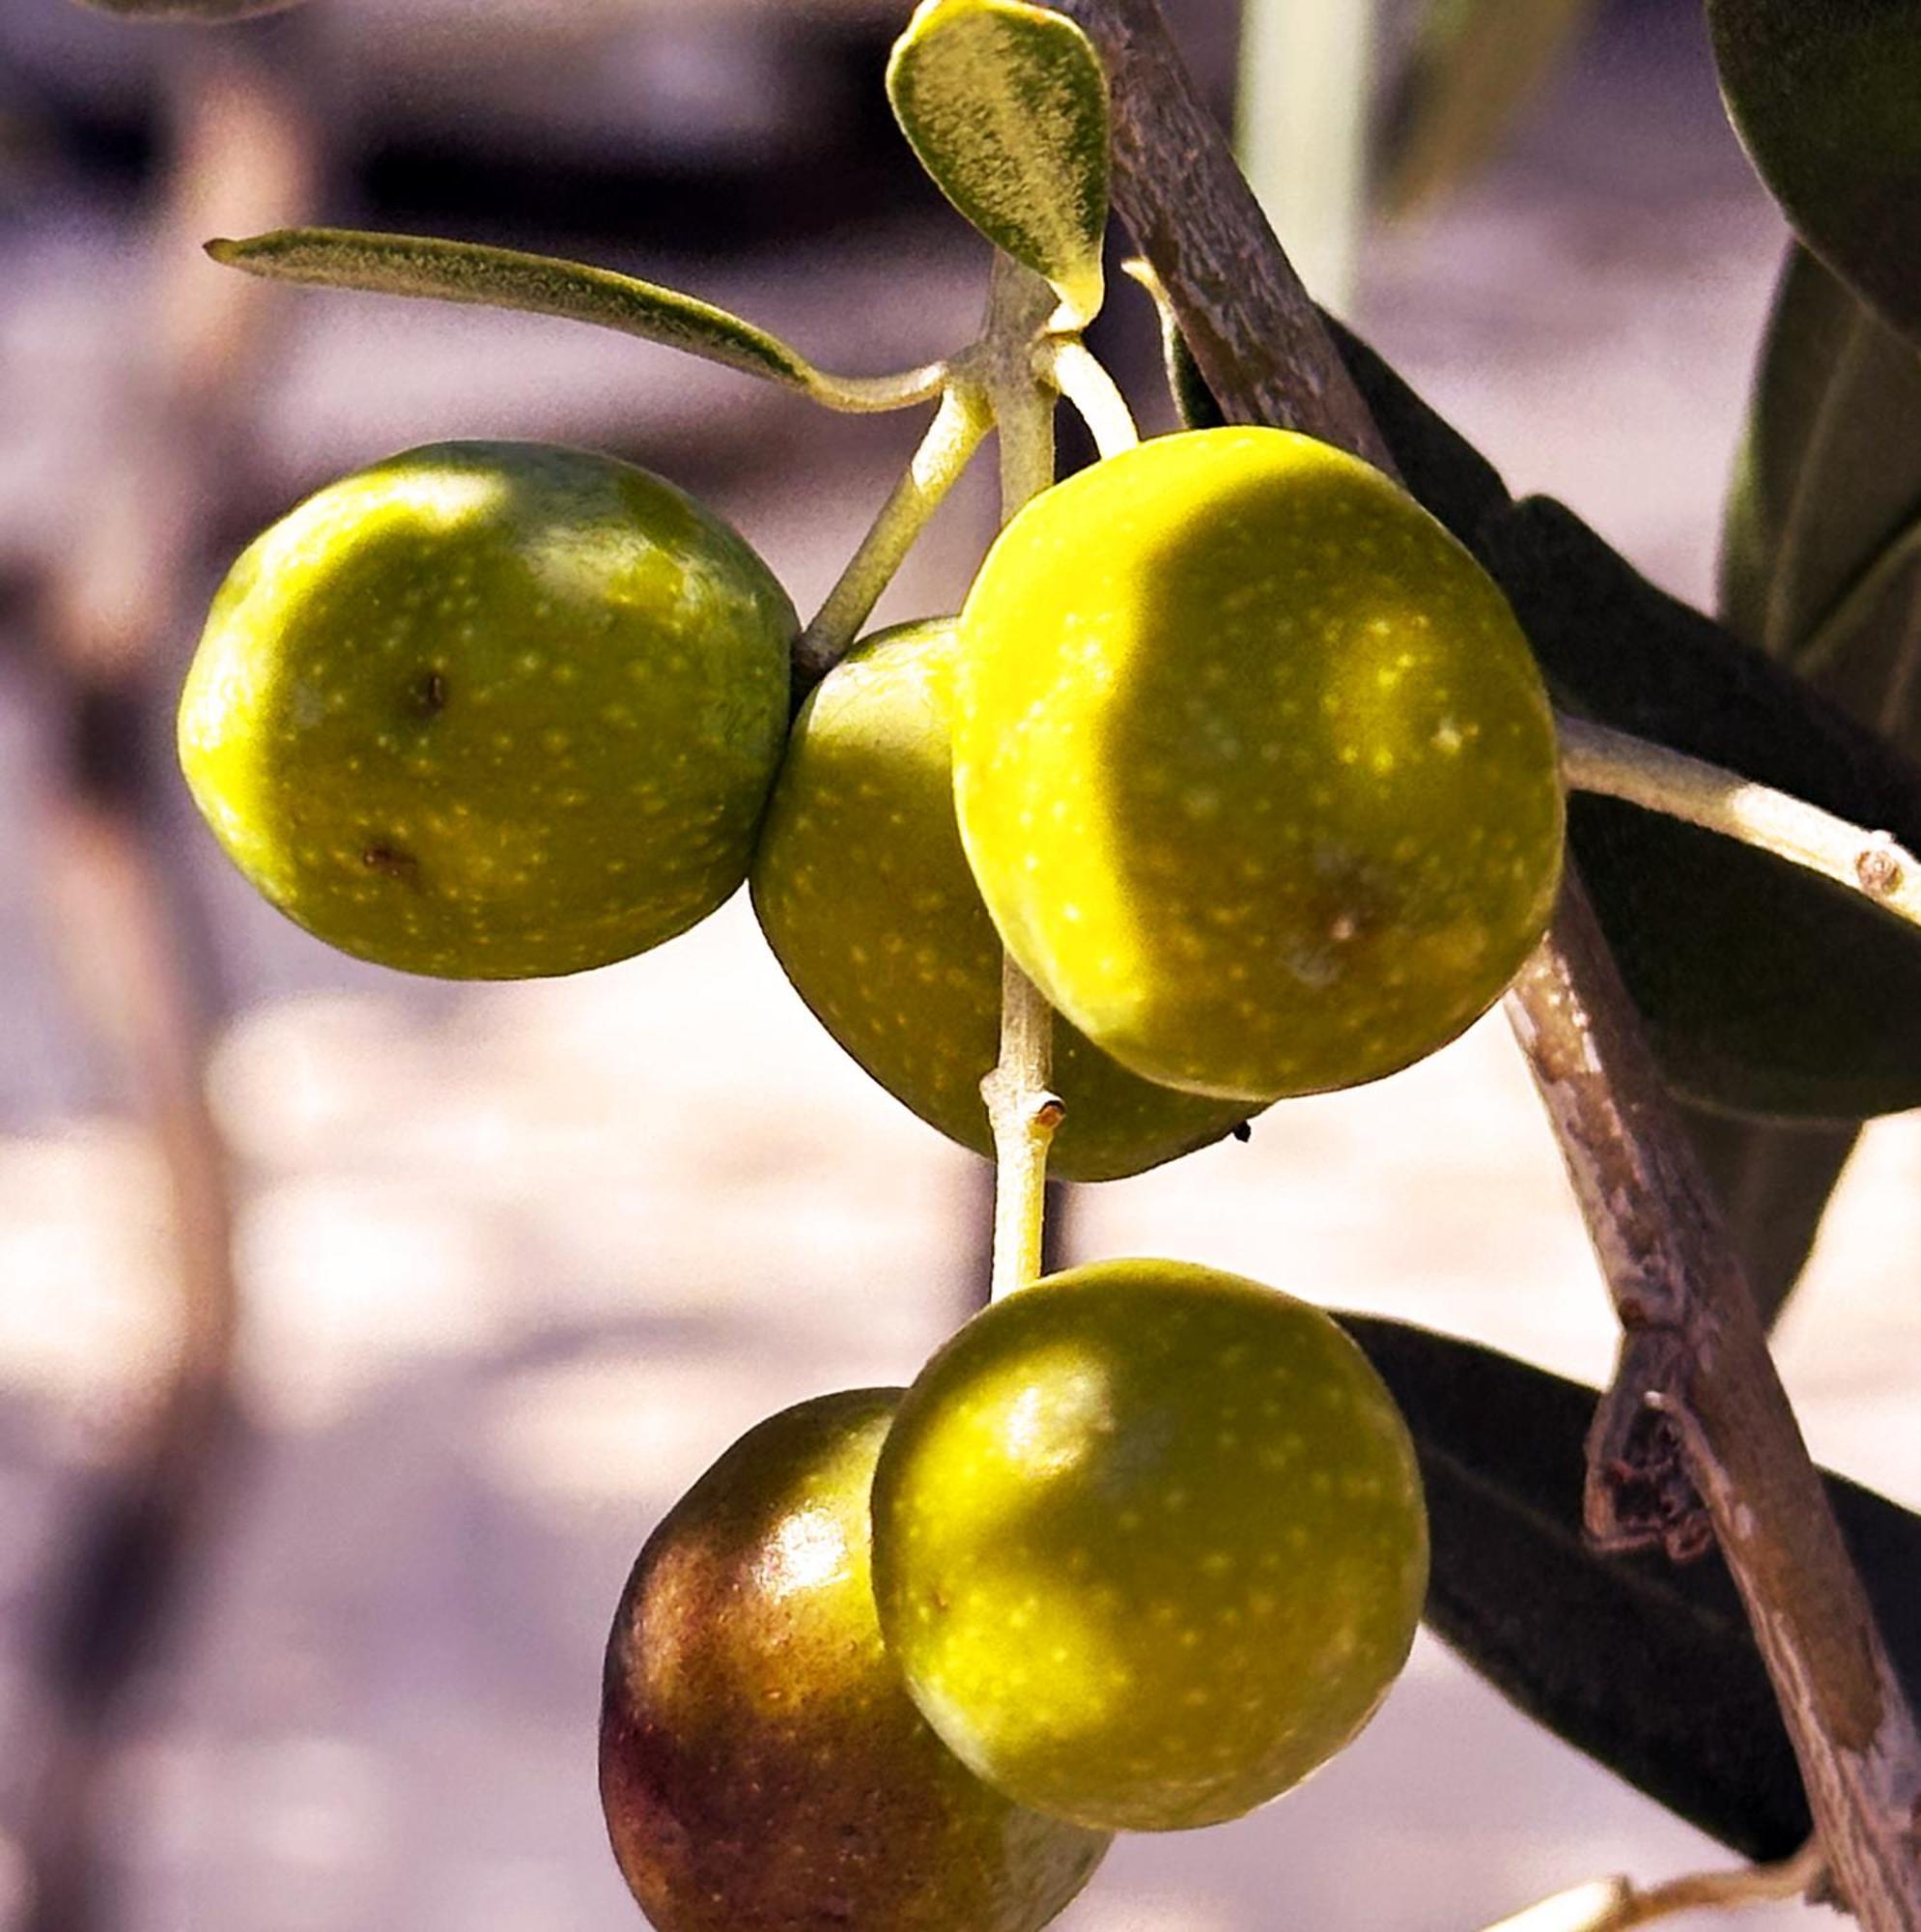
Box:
[412,670,448,718]
[1231,1121,1253,1144]
[363,842,420,884]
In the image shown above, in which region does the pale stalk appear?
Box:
[1482,1841,1823,1932]
[1559,713,1921,925]
[978,261,1070,1303]
[791,378,994,689]
[1050,337,1143,458]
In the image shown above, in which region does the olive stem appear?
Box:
[791,378,994,692]
[1050,337,1143,458]
[1481,1840,1823,1931]
[979,258,1067,1302]
[1558,713,1921,929]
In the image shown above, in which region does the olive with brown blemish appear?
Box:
[599,1388,1109,1932]
[179,440,795,978]
[953,426,1566,1102]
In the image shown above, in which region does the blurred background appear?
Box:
[0,0,1914,1926]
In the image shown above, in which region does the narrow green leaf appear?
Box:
[1375,0,1598,220]
[1723,244,1921,736]
[1482,496,1921,1119]
[1709,245,1921,1316]
[888,0,1110,326]
[209,228,836,397]
[1340,1314,1921,1861]
[1709,0,1921,346]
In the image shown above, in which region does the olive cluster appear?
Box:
[180,422,1564,1928]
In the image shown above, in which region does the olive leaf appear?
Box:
[1125,264,1512,550]
[1709,0,1921,347]
[1676,1109,1858,1327]
[1692,244,1921,1319]
[207,229,935,412]
[1374,0,1598,221]
[1481,496,1921,1121]
[1339,1313,1921,1861]
[887,0,1110,327]
[1722,244,1921,734]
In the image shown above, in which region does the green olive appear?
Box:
[871,1259,1428,1832]
[600,1389,1109,1932]
[953,426,1565,1102]
[751,619,1254,1180]
[179,440,794,979]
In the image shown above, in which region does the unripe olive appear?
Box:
[179,440,794,980]
[953,426,1565,1103]
[871,1259,1428,1832]
[751,619,1253,1179]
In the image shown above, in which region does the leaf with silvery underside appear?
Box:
[1482,496,1921,1122]
[1339,1313,1921,1861]
[1373,0,1598,221]
[206,230,937,412]
[1708,246,1921,1320]
[1709,0,1921,348]
[888,0,1109,327]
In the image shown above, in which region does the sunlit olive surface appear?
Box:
[953,426,1565,1102]
[599,1390,1109,1932]
[752,620,1254,1180]
[180,441,794,979]
[871,1260,1428,1833]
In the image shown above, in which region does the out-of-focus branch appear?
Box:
[1051,0,1921,1921]
[19,21,323,1931]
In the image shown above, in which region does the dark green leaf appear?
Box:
[888,0,1110,326]
[1374,0,1598,220]
[1707,245,1921,1319]
[1709,0,1921,346]
[1340,1313,1921,1861]
[1482,495,1921,1120]
[1722,244,1921,746]
[1320,311,1513,554]
[1676,1107,1858,1326]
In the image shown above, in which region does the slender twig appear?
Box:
[21,28,321,1931]
[1559,713,1921,924]
[1483,1840,1823,1932]
[1050,337,1142,458]
[1051,0,1921,1920]
[791,378,994,691]
[975,258,1068,1301]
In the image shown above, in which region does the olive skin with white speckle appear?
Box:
[870,1260,1428,1833]
[953,426,1565,1102]
[751,620,1253,1180]
[179,441,795,979]
[599,1389,1109,1932]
